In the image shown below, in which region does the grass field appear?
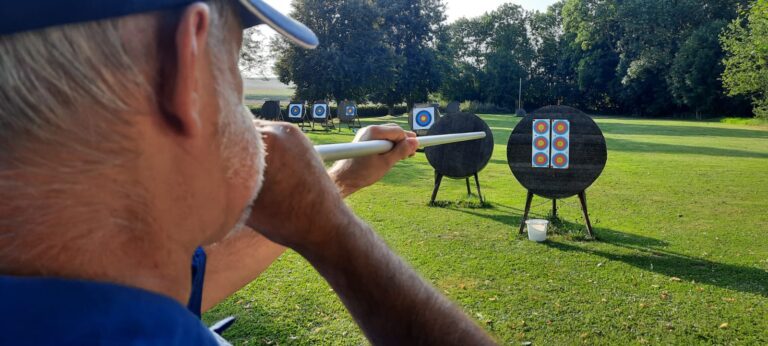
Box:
[204,115,768,345]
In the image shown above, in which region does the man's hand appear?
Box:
[246,121,349,250]
[329,124,418,196]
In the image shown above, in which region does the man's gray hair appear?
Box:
[0,1,237,243]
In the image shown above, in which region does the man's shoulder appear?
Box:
[0,276,221,345]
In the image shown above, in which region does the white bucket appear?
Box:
[526,219,549,242]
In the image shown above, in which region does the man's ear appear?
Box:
[163,3,211,137]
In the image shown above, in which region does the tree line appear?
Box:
[271,0,768,118]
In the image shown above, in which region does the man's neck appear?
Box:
[0,222,195,304]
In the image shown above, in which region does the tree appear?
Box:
[722,0,768,118]
[273,0,396,102]
[239,28,271,78]
[371,0,447,113]
[668,21,729,117]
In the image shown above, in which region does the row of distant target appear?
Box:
[287,103,357,120]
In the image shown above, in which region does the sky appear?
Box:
[262,0,559,26]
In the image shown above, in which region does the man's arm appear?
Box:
[201,124,417,312]
[248,123,496,345]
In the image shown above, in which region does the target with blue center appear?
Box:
[412,107,436,131]
[313,104,327,119]
[345,106,356,117]
[288,104,303,119]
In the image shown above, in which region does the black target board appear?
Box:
[507,105,606,238]
[261,100,282,121]
[426,112,494,203]
[507,106,606,199]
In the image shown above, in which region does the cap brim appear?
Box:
[237,0,318,49]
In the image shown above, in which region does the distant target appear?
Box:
[346,106,356,116]
[552,153,568,169]
[553,137,569,151]
[290,105,302,117]
[315,106,325,116]
[553,120,569,135]
[534,120,550,134]
[416,110,433,127]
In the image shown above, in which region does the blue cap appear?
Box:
[0,0,319,49]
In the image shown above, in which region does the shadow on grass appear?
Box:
[608,138,768,159]
[599,122,768,139]
[436,204,768,297]
[546,230,768,297]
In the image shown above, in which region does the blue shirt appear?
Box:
[0,276,221,345]
[188,246,208,318]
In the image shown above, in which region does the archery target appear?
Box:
[288,104,303,119]
[532,119,551,168]
[534,119,550,135]
[313,104,328,119]
[412,107,436,131]
[550,119,570,169]
[345,105,357,117]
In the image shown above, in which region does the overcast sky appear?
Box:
[262,0,559,26]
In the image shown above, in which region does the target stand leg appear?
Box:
[474,174,484,204]
[430,173,444,205]
[552,199,558,219]
[465,178,472,196]
[577,191,596,239]
[519,191,534,234]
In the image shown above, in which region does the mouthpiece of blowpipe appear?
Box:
[315,131,487,162]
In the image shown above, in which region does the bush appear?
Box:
[459,101,512,115]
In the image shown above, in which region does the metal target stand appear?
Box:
[286,101,309,130]
[311,101,335,132]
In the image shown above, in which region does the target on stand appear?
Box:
[345,105,356,117]
[289,104,303,119]
[313,104,327,119]
[412,107,436,131]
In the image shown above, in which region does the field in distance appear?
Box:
[244,78,294,106]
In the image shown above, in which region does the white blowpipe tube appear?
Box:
[315,131,487,162]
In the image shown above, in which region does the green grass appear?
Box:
[718,117,768,128]
[204,115,768,345]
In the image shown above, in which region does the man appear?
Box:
[0,0,497,345]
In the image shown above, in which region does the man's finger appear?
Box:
[388,137,419,162]
[367,125,407,143]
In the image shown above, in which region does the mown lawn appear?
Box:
[205,115,768,345]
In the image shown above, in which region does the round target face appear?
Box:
[315,106,326,116]
[346,106,355,116]
[416,110,433,127]
[534,120,550,134]
[534,136,549,150]
[534,153,549,166]
[553,120,569,135]
[553,137,569,151]
[552,153,568,168]
[290,106,301,116]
